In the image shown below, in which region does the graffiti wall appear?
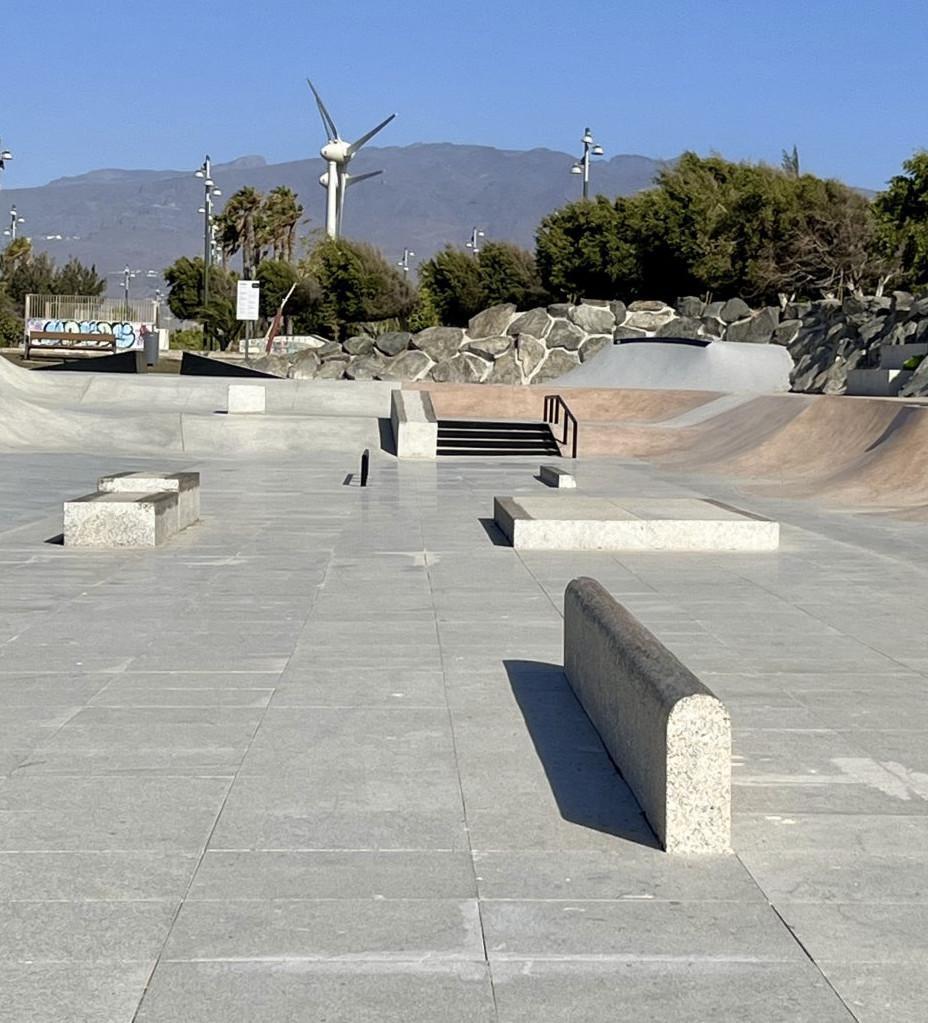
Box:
[25,319,155,351]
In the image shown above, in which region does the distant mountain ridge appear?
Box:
[3,144,666,297]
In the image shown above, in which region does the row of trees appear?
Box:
[158,147,928,347]
[0,238,106,345]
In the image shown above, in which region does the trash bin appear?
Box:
[141,325,159,367]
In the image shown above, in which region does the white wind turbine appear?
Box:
[307,79,395,239]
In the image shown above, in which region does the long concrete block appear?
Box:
[564,577,731,854]
[64,491,179,547]
[97,471,200,528]
[391,389,437,458]
[539,464,576,488]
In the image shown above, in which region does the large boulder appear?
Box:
[413,326,465,363]
[579,334,611,362]
[624,308,675,332]
[250,354,289,377]
[374,331,412,357]
[720,297,752,323]
[515,335,547,379]
[316,359,347,379]
[344,354,386,380]
[380,349,433,381]
[468,303,516,338]
[725,307,779,344]
[614,325,648,340]
[568,303,616,334]
[547,302,570,318]
[289,349,321,379]
[546,319,586,350]
[464,335,512,360]
[430,353,484,383]
[488,351,522,384]
[676,296,705,318]
[507,307,552,338]
[772,319,802,346]
[533,347,581,383]
[610,300,627,325]
[627,299,667,312]
[344,335,374,356]
[655,316,702,339]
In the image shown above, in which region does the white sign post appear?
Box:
[236,280,260,360]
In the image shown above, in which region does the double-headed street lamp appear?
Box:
[194,155,222,347]
[4,205,24,241]
[397,247,415,275]
[0,139,12,188]
[570,127,605,199]
[466,227,485,257]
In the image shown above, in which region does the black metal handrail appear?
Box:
[543,394,579,459]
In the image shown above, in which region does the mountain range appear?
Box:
[1,145,665,297]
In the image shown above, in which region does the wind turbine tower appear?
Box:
[307,80,396,239]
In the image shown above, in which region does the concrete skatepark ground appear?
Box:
[1,354,927,1021]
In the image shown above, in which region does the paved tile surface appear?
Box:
[1,450,926,1020]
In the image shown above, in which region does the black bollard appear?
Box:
[360,448,370,488]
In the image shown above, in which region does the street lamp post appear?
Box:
[397,247,415,275]
[570,127,605,199]
[3,205,24,242]
[194,156,222,349]
[0,139,12,190]
[465,227,485,257]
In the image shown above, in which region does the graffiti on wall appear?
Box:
[26,318,155,351]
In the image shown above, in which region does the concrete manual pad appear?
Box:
[494,495,779,550]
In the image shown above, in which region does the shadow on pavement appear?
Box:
[504,658,658,849]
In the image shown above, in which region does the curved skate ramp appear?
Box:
[556,339,793,393]
[0,354,389,455]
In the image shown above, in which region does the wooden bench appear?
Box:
[25,331,117,360]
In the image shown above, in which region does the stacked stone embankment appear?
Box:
[249,291,928,396]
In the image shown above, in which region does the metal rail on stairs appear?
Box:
[543,394,579,459]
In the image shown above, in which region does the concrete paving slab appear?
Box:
[0,963,152,1023]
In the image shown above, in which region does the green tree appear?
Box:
[300,238,414,338]
[163,256,240,349]
[418,247,485,326]
[262,187,304,263]
[873,150,928,287]
[215,186,264,277]
[54,257,105,297]
[535,196,640,301]
[477,241,547,307]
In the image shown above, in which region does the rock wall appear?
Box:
[249,292,928,396]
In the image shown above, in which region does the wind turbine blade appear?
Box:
[306,79,339,139]
[347,114,396,156]
[345,170,383,188]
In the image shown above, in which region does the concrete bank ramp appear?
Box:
[556,339,793,393]
[0,354,390,456]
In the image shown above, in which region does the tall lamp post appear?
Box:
[0,139,12,189]
[4,205,24,241]
[397,247,415,275]
[194,156,222,348]
[466,227,485,257]
[570,127,604,199]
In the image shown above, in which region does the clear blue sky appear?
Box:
[2,0,925,190]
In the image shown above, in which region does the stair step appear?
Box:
[437,448,559,457]
[437,436,558,448]
[438,428,552,440]
[437,420,552,432]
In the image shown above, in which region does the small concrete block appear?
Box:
[564,577,731,854]
[227,384,266,414]
[98,472,200,528]
[539,464,576,488]
[64,491,179,547]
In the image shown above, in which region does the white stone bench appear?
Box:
[97,471,200,529]
[539,464,576,488]
[391,389,437,458]
[64,491,179,547]
[227,384,266,414]
[564,577,731,854]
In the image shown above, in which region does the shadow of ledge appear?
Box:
[504,658,659,850]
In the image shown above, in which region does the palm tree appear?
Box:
[215,187,263,278]
[262,186,304,263]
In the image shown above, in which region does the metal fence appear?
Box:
[24,294,158,324]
